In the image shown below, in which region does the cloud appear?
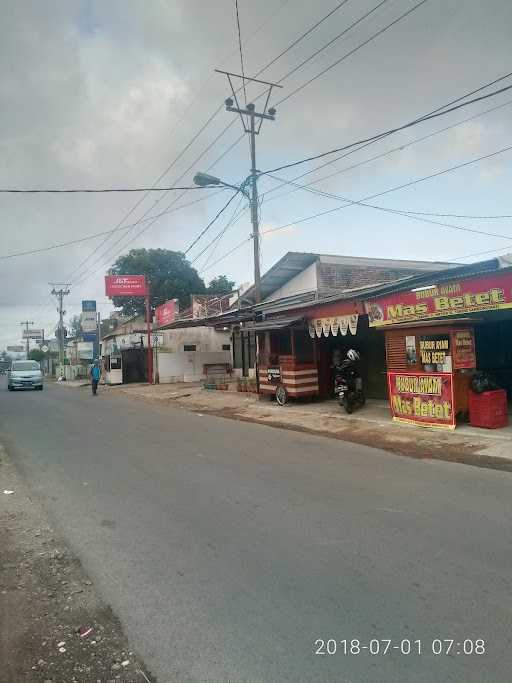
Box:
[0,0,511,345]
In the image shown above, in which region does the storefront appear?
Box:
[254,296,388,404]
[365,258,512,428]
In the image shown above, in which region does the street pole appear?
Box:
[145,292,153,385]
[154,334,160,385]
[50,285,70,371]
[20,320,34,358]
[248,109,261,304]
[214,69,281,305]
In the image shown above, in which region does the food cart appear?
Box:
[254,318,319,405]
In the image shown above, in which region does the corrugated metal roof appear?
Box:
[244,316,305,331]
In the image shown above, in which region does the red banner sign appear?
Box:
[366,271,512,326]
[105,275,147,297]
[155,300,177,327]
[452,330,476,369]
[387,371,455,429]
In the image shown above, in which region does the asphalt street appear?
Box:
[1,378,511,683]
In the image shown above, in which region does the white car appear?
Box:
[8,360,43,391]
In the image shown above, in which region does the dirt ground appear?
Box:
[0,446,156,683]
[98,381,512,472]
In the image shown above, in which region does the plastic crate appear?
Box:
[469,389,508,429]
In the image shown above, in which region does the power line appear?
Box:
[190,86,512,256]
[200,236,251,273]
[261,144,512,236]
[64,2,294,283]
[254,0,352,78]
[0,191,222,261]
[381,209,512,220]
[184,190,242,255]
[235,0,248,109]
[271,173,512,242]
[260,96,512,205]
[65,2,359,286]
[199,194,247,271]
[275,0,388,87]
[69,131,245,285]
[451,245,512,262]
[192,195,247,266]
[263,82,512,176]
[275,0,430,106]
[77,0,373,280]
[0,185,209,194]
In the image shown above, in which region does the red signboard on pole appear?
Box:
[155,300,177,327]
[366,271,512,327]
[105,275,147,297]
[387,371,455,429]
[104,274,153,384]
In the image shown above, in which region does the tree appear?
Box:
[69,315,82,338]
[28,349,45,363]
[206,275,236,296]
[108,249,206,316]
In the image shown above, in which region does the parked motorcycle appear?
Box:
[334,349,365,414]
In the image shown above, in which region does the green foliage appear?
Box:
[206,275,235,296]
[28,349,45,362]
[108,249,206,316]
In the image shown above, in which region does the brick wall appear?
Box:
[317,263,427,293]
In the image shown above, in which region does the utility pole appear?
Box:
[215,70,281,304]
[50,284,70,370]
[20,320,34,358]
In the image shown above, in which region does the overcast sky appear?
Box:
[1,0,512,347]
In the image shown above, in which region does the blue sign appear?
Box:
[82,332,97,342]
[82,300,97,312]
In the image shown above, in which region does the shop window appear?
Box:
[110,356,121,370]
[222,344,231,351]
[419,334,452,372]
[184,344,196,352]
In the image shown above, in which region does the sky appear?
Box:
[1,0,512,348]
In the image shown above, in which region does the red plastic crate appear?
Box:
[469,389,509,429]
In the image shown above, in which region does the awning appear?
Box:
[244,317,304,332]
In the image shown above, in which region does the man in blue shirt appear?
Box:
[90,360,102,396]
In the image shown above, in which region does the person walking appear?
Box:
[90,360,101,396]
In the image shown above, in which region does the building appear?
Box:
[102,312,232,385]
[154,324,231,383]
[101,316,149,384]
[363,254,512,428]
[230,251,457,394]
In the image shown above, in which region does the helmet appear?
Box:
[347,349,360,361]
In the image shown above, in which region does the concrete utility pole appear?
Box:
[215,70,281,304]
[50,284,70,369]
[20,320,34,357]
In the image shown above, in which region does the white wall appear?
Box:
[263,262,318,302]
[157,350,231,383]
[157,326,231,383]
[160,326,230,352]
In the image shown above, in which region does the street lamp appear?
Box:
[193,172,250,198]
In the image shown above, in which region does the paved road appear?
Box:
[1,379,511,682]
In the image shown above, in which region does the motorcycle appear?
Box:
[333,353,365,414]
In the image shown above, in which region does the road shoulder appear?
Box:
[0,445,156,683]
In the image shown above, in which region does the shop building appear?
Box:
[152,322,232,383]
[237,251,457,403]
[101,316,149,385]
[364,255,512,429]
